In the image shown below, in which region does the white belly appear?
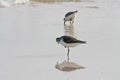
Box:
[60,40,80,47]
[65,13,76,21]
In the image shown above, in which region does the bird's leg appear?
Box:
[67,47,70,62]
[72,20,74,24]
[70,19,72,24]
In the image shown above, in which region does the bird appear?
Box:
[64,10,78,24]
[56,35,86,61]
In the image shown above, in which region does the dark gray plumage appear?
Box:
[65,11,78,17]
[56,36,86,44]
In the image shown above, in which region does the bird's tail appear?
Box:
[78,40,86,44]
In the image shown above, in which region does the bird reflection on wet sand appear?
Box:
[64,23,75,37]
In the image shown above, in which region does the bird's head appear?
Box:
[56,37,60,44]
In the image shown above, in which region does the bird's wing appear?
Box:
[65,12,74,17]
[62,36,78,43]
[62,36,86,44]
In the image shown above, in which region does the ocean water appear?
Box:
[0,1,120,80]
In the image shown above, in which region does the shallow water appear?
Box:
[0,1,120,80]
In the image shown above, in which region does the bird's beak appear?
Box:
[56,38,60,45]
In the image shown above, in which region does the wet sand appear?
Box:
[0,1,120,80]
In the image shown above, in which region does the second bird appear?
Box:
[64,10,78,24]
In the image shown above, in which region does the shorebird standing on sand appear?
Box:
[56,36,86,61]
[64,10,78,24]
